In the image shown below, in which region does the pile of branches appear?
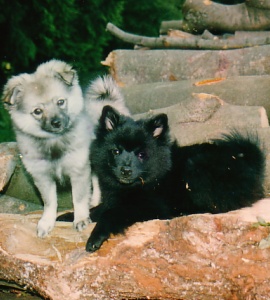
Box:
[106,0,270,50]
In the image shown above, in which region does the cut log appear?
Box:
[181,0,270,33]
[133,95,269,146]
[0,194,43,214]
[1,200,270,299]
[235,30,270,39]
[160,20,184,35]
[0,142,18,192]
[134,93,269,128]
[103,46,270,86]
[0,143,73,210]
[106,22,270,50]
[121,76,270,116]
[246,0,270,9]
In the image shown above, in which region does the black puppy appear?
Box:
[58,106,265,252]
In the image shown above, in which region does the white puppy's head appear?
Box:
[2,59,84,138]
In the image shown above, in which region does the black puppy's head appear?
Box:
[92,106,172,187]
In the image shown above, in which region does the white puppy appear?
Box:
[2,59,129,237]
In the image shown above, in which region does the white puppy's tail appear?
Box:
[85,75,123,102]
[85,75,130,119]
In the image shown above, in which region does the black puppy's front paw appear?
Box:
[86,227,110,253]
[86,238,103,253]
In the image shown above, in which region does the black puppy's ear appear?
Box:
[100,105,121,131]
[145,113,169,138]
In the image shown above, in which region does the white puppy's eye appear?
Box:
[57,99,65,106]
[33,108,43,116]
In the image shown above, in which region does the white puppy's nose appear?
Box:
[51,118,61,128]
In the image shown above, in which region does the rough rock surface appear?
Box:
[1,199,270,300]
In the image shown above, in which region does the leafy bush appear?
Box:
[0,0,182,142]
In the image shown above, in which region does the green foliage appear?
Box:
[0,0,182,142]
[0,0,125,83]
[121,0,183,36]
[0,105,15,142]
[72,0,125,84]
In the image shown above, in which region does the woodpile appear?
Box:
[2,1,270,299]
[162,0,270,34]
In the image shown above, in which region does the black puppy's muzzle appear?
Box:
[120,166,132,177]
[118,166,138,184]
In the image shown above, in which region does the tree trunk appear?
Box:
[181,0,270,33]
[1,203,270,299]
[0,143,17,192]
[121,76,270,116]
[246,0,270,9]
[106,22,270,50]
[102,46,270,86]
[133,94,269,144]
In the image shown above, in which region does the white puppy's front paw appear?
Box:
[37,217,55,238]
[73,218,90,232]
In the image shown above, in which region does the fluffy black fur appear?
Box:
[58,106,265,252]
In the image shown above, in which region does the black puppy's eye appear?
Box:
[57,99,65,106]
[33,108,43,115]
[112,149,120,156]
[138,151,146,160]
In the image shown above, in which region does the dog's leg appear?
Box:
[35,178,58,238]
[70,167,91,231]
[91,174,101,208]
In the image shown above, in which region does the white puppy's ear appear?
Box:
[36,59,77,86]
[2,75,27,109]
[50,60,77,86]
[55,68,76,86]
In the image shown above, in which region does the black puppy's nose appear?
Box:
[51,118,61,128]
[121,166,132,177]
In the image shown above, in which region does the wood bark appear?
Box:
[106,22,270,50]
[133,93,269,128]
[132,94,269,142]
[3,158,73,210]
[246,0,270,9]
[0,143,18,192]
[121,76,270,116]
[1,200,270,299]
[181,0,270,33]
[103,46,270,86]
[160,20,185,35]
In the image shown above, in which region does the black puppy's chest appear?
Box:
[102,179,177,212]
